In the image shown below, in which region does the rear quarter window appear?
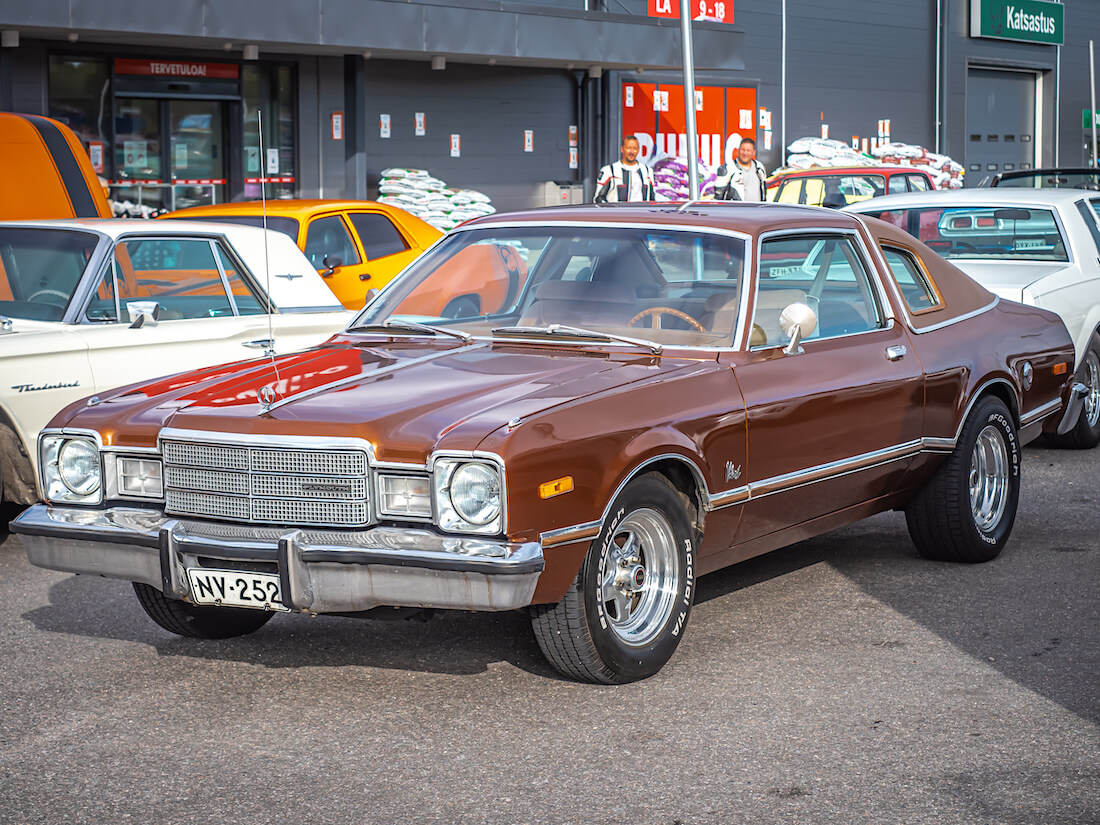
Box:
[880,244,942,314]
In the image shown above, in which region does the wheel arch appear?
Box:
[0,402,38,504]
[605,453,709,543]
[975,377,1021,428]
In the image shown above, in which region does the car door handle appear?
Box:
[886,345,907,361]
[243,338,274,350]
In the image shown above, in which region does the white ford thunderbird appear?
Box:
[0,220,351,503]
[848,188,1100,448]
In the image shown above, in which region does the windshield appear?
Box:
[0,228,99,320]
[777,174,886,207]
[994,170,1100,190]
[351,225,748,348]
[164,214,300,241]
[860,205,1068,262]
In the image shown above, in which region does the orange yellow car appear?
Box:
[163,200,442,309]
[0,112,113,220]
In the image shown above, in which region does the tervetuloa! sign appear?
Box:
[970,0,1063,46]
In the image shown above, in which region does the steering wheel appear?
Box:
[628,306,705,332]
[27,288,70,306]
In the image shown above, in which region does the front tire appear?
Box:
[905,396,1020,563]
[530,473,696,683]
[1045,333,1100,449]
[133,583,275,639]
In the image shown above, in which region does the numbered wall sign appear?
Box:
[524,130,534,152]
[415,112,426,136]
[450,134,461,157]
[380,114,391,139]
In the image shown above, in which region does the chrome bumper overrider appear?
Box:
[12,505,543,613]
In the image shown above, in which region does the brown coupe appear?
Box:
[14,203,1079,683]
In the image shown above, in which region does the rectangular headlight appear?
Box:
[377,474,431,519]
[40,434,103,505]
[432,457,504,535]
[117,457,164,499]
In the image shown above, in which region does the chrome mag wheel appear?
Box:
[599,507,680,647]
[970,423,1010,532]
[1082,349,1100,429]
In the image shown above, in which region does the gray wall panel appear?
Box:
[425,7,516,54]
[70,0,206,35]
[318,56,347,198]
[0,0,73,28]
[297,57,322,198]
[361,60,577,211]
[205,0,322,43]
[320,0,425,50]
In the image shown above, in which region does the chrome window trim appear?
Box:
[748,227,895,350]
[352,219,755,353]
[849,212,1006,336]
[208,238,240,316]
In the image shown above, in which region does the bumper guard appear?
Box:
[12,504,543,614]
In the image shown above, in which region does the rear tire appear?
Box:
[905,396,1020,563]
[530,473,695,683]
[1044,333,1100,449]
[133,583,275,639]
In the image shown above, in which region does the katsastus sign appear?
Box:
[970,0,1064,46]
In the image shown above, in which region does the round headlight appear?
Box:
[58,439,101,496]
[449,463,501,525]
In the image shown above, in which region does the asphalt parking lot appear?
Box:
[1,442,1097,825]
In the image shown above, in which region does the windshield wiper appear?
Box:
[491,323,662,355]
[348,318,473,343]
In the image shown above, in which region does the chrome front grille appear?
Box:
[162,438,370,527]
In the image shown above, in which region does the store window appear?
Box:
[48,57,111,177]
[243,64,297,200]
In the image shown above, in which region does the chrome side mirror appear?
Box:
[779,302,817,356]
[127,301,161,328]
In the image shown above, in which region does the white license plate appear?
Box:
[187,568,289,612]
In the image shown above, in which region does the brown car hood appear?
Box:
[63,337,703,463]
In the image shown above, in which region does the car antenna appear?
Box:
[257,109,281,410]
[258,109,276,359]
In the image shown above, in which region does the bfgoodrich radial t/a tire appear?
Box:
[133,583,275,639]
[530,472,696,684]
[905,396,1020,563]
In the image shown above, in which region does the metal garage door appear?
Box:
[363,61,578,212]
[965,68,1038,186]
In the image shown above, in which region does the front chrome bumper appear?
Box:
[12,505,543,614]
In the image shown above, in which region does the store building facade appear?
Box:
[0,0,1095,211]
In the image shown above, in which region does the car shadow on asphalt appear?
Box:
[14,445,1098,715]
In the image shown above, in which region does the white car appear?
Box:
[0,219,352,503]
[846,188,1100,448]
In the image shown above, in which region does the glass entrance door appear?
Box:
[114,97,167,214]
[169,100,226,210]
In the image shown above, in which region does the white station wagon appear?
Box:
[0,219,352,504]
[848,188,1100,448]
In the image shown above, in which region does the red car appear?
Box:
[768,165,936,208]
